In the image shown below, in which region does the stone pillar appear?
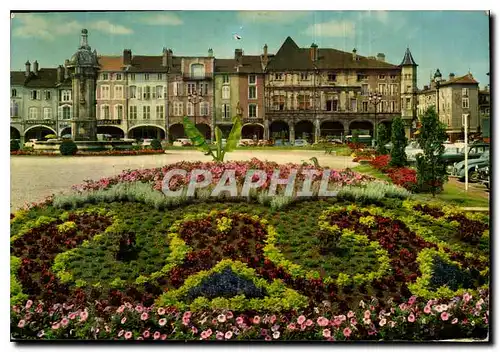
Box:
[289,123,295,144]
[343,121,350,141]
[264,120,270,140]
[314,118,321,143]
[20,135,25,145]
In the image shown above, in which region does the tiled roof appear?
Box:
[237,55,265,73]
[439,73,479,86]
[98,56,124,71]
[127,55,168,73]
[400,48,417,66]
[266,36,399,71]
[11,69,59,88]
[10,71,26,86]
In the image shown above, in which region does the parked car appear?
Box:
[293,139,309,147]
[476,165,490,189]
[238,139,255,147]
[451,151,490,182]
[24,139,39,148]
[441,143,490,167]
[173,138,193,147]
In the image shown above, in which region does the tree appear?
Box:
[352,130,360,144]
[376,123,390,154]
[415,106,448,196]
[150,139,163,151]
[389,116,408,167]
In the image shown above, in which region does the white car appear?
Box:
[173,138,192,147]
[24,139,38,148]
[238,139,255,146]
[141,139,153,147]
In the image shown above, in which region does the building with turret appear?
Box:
[399,48,418,137]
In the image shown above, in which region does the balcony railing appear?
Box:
[97,119,122,125]
[182,73,212,81]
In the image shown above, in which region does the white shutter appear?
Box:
[173,82,178,96]
[58,106,62,120]
[137,87,142,100]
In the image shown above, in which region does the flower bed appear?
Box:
[10,162,490,341]
[370,155,418,191]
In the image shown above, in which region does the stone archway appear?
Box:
[270,120,289,140]
[10,126,21,140]
[295,120,314,142]
[217,125,233,139]
[60,127,72,138]
[169,124,185,141]
[320,121,344,138]
[349,121,374,136]
[97,126,125,139]
[129,126,165,140]
[24,126,57,141]
[195,123,211,140]
[241,124,264,140]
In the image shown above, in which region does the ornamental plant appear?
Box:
[11,139,20,152]
[389,117,408,167]
[376,123,390,155]
[415,106,448,196]
[60,140,78,156]
[150,139,163,151]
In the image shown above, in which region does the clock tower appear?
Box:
[66,29,99,141]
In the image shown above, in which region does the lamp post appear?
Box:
[433,69,442,115]
[368,90,383,146]
[188,88,203,127]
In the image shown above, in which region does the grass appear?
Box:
[352,164,392,182]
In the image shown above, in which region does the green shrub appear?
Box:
[10,140,20,152]
[389,116,408,167]
[150,139,163,151]
[59,140,78,156]
[45,134,57,140]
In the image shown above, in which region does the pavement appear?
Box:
[10,150,357,211]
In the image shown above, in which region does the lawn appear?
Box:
[10,160,490,341]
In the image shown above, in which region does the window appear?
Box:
[101,86,110,99]
[248,104,257,118]
[405,98,411,110]
[43,107,52,119]
[248,75,256,84]
[462,98,469,108]
[273,95,285,111]
[298,95,311,110]
[187,83,196,95]
[62,90,71,102]
[116,73,122,81]
[129,74,135,81]
[222,75,229,84]
[191,64,205,78]
[115,105,123,119]
[28,107,38,119]
[222,104,230,118]
[300,73,309,80]
[174,102,183,116]
[157,74,163,80]
[143,106,151,119]
[101,105,110,119]
[156,105,164,119]
[31,90,39,100]
[390,75,396,80]
[390,84,398,96]
[361,84,369,95]
[200,102,209,116]
[326,99,338,112]
[248,86,257,99]
[357,74,367,81]
[144,74,150,81]
[378,84,386,95]
[102,73,109,80]
[11,89,17,97]
[351,99,357,112]
[155,86,163,99]
[362,101,368,112]
[114,86,123,99]
[462,88,469,97]
[143,86,151,100]
[390,101,396,112]
[129,106,137,119]
[222,86,230,99]
[62,106,71,120]
[129,86,137,99]
[379,75,386,80]
[187,102,194,116]
[45,91,51,100]
[328,73,337,82]
[10,101,18,116]
[200,83,208,96]
[173,82,182,96]
[274,73,283,80]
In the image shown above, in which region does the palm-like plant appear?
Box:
[182,116,242,162]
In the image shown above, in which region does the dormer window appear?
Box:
[274,73,283,80]
[328,74,336,82]
[191,64,205,79]
[300,73,309,80]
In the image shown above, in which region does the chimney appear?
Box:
[376,53,385,62]
[235,49,243,64]
[352,48,357,61]
[449,73,455,80]
[124,49,132,66]
[25,60,31,77]
[167,49,173,69]
[33,60,39,75]
[64,59,69,79]
[57,65,63,82]
[161,48,167,67]
[262,44,269,69]
[310,43,318,62]
[208,48,213,57]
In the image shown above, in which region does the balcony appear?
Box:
[97,119,122,126]
[183,73,212,81]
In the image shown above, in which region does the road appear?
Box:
[10,150,357,211]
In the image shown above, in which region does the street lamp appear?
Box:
[434,69,442,115]
[188,88,203,127]
[368,90,383,146]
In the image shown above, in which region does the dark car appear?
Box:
[441,143,490,167]
[451,151,490,182]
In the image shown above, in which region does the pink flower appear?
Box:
[463,292,472,303]
[125,331,132,339]
[137,337,143,340]
[158,318,167,326]
[161,334,167,340]
[236,317,244,325]
[153,331,161,340]
[297,315,306,325]
[25,300,33,309]
[51,323,60,330]
[424,305,431,314]
[441,312,450,321]
[118,330,124,337]
[183,311,192,319]
[79,310,88,322]
[191,326,198,334]
[117,305,125,313]
[157,308,165,315]
[389,321,396,328]
[287,323,296,330]
[60,318,69,327]
[121,317,127,324]
[323,329,331,338]
[143,330,150,338]
[225,331,233,339]
[270,315,276,324]
[253,316,261,324]
[452,318,458,325]
[68,313,76,320]
[408,296,417,305]
[343,327,352,338]
[217,314,226,323]
[317,317,329,327]
[226,311,234,320]
[182,316,190,325]
[363,318,371,325]
[265,335,272,341]
[379,318,386,326]
[339,315,347,322]
[364,310,371,319]
[408,313,415,323]
[135,305,144,313]
[350,318,357,326]
[216,331,224,340]
[434,305,443,313]
[347,311,355,318]
[17,320,26,328]
[305,319,313,326]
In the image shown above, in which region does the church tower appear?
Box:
[66,29,99,141]
[399,48,418,138]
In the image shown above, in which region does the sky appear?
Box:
[10,10,490,89]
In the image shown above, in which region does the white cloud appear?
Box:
[89,20,133,35]
[141,13,183,26]
[304,20,355,38]
[12,13,81,41]
[238,11,309,24]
